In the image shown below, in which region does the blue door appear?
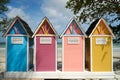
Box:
[7,36,27,71]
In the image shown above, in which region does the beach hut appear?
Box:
[3,16,33,71]
[32,17,58,71]
[60,16,87,71]
[85,18,115,72]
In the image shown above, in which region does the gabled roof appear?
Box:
[32,16,58,37]
[86,18,115,38]
[3,16,33,37]
[60,16,87,38]
[86,19,100,36]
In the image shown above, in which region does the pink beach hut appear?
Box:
[32,17,58,71]
[60,16,87,71]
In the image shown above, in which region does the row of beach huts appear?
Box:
[3,16,115,74]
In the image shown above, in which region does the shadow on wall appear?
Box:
[29,38,34,71]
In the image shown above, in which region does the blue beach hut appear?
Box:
[3,16,33,72]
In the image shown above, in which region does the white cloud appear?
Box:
[41,0,73,34]
[5,0,89,35]
[6,6,35,31]
[44,7,60,17]
[6,0,74,34]
[6,6,29,20]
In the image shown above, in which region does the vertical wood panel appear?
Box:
[7,36,27,71]
[63,36,84,71]
[36,36,56,71]
[92,36,112,71]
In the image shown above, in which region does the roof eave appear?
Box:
[3,17,18,37]
[32,16,58,37]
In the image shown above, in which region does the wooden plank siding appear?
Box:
[61,16,87,72]
[86,18,115,72]
[32,17,58,71]
[3,16,33,72]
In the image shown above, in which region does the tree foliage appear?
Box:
[0,0,9,14]
[0,0,10,32]
[66,0,120,23]
[110,24,120,42]
[0,18,12,33]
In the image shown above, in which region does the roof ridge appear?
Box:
[32,16,58,37]
[3,16,33,37]
[86,18,100,36]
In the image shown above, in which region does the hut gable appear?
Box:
[60,16,86,37]
[86,18,115,38]
[36,20,55,34]
[86,19,99,36]
[92,20,111,35]
[65,20,83,35]
[3,16,33,37]
[8,20,26,34]
[32,17,58,37]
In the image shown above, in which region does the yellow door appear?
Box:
[92,36,112,72]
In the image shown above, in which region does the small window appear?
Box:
[40,37,52,44]
[11,37,23,44]
[96,38,107,44]
[68,37,79,44]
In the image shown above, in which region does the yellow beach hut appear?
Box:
[85,18,115,72]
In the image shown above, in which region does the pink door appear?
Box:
[36,36,56,71]
[63,36,84,71]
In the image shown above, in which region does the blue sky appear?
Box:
[0,0,89,42]
[5,0,89,33]
[6,0,70,33]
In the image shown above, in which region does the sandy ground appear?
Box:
[0,48,120,80]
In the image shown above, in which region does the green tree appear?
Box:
[66,0,120,24]
[0,0,10,32]
[0,18,12,33]
[110,24,120,42]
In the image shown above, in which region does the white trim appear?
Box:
[89,19,101,38]
[18,19,30,37]
[75,18,87,38]
[34,36,36,71]
[60,17,74,37]
[101,18,115,38]
[55,37,57,71]
[62,36,64,71]
[3,18,17,37]
[63,35,85,37]
[32,17,58,37]
[60,16,87,38]
[92,35,112,37]
[83,37,85,71]
[6,36,8,71]
[89,18,115,38]
[7,34,28,36]
[3,17,31,37]
[27,37,29,71]
[111,36,113,72]
[90,37,92,72]
[4,72,115,79]
[35,34,57,36]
